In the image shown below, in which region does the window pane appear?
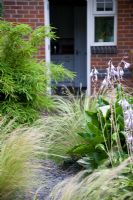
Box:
[0,0,3,17]
[95,17,114,42]
[105,0,113,3]
[96,0,113,11]
[105,3,113,11]
[97,3,104,11]
[97,0,104,2]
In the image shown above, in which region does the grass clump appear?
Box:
[50,158,133,200]
[41,93,95,163]
[0,119,43,200]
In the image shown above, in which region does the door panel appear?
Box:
[74,7,87,87]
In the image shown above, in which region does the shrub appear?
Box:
[0,21,74,123]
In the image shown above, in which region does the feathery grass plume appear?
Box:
[49,158,133,200]
[0,123,43,200]
[40,92,96,163]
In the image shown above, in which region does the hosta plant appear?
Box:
[64,57,133,169]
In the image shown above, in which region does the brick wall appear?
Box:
[3,0,45,59]
[91,0,133,71]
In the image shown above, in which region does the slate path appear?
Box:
[25,159,82,200]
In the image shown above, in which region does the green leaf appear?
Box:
[112,132,118,141]
[97,96,109,107]
[114,102,124,131]
[95,144,106,152]
[67,144,92,155]
[87,122,102,137]
[85,111,99,127]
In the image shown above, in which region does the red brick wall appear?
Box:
[91,0,133,70]
[3,0,45,59]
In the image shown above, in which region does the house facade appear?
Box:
[2,0,133,94]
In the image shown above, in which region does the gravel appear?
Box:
[25,159,82,200]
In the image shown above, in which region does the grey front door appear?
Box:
[74,6,87,88]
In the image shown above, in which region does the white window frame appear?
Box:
[89,0,117,46]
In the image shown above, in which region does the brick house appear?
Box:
[1,0,133,94]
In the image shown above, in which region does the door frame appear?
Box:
[44,0,91,95]
[87,0,91,95]
[44,0,50,63]
[44,0,51,93]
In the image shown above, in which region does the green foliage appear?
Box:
[0,21,74,123]
[41,89,128,168]
[50,63,75,83]
[68,108,107,169]
[68,90,130,169]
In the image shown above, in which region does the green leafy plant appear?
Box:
[69,57,132,169]
[68,91,130,169]
[67,96,109,169]
[0,21,74,123]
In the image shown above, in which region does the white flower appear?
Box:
[106,67,110,77]
[118,99,130,111]
[100,78,108,90]
[125,119,133,130]
[94,68,99,75]
[107,59,114,68]
[119,69,124,77]
[90,67,98,82]
[111,63,115,70]
[117,66,124,79]
[122,60,130,69]
[94,74,98,81]
[125,108,133,118]
[127,135,133,143]
[99,105,110,117]
[101,77,108,87]
[90,71,93,77]
[108,60,111,67]
[124,108,133,130]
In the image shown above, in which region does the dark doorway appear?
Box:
[50,0,87,93]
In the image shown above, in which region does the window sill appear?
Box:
[97,68,132,79]
[91,46,117,54]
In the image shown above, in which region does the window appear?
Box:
[0,0,3,17]
[91,0,117,46]
[96,0,113,11]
